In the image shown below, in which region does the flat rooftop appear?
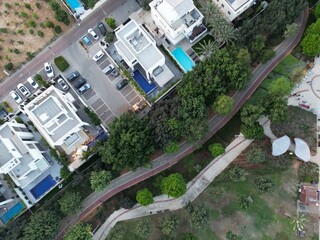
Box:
[0,140,13,167]
[115,20,164,71]
[226,0,252,11]
[25,87,84,145]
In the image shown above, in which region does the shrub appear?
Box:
[136,188,153,206]
[54,25,62,34]
[0,28,8,33]
[209,186,226,202]
[165,142,179,153]
[37,30,44,38]
[13,49,20,54]
[60,165,70,179]
[28,20,37,28]
[20,11,28,18]
[34,73,48,87]
[4,62,13,71]
[161,173,186,198]
[119,197,135,209]
[105,31,115,42]
[260,48,276,63]
[29,29,34,35]
[50,1,70,25]
[105,18,116,29]
[228,166,246,182]
[84,107,101,125]
[238,195,250,211]
[241,123,264,139]
[255,177,276,193]
[24,3,32,10]
[18,40,24,45]
[4,3,11,9]
[7,107,13,113]
[32,13,39,20]
[140,0,151,10]
[45,20,55,28]
[54,56,70,72]
[35,2,41,9]
[187,205,209,229]
[26,52,35,60]
[17,29,24,35]
[212,95,234,115]
[160,215,180,237]
[246,148,266,164]
[208,143,225,157]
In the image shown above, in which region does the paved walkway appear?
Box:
[55,8,308,240]
[94,136,253,240]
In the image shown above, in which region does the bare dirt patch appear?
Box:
[0,0,73,80]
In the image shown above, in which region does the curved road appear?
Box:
[55,8,308,240]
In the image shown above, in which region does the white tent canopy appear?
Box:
[272,135,290,156]
[294,138,311,162]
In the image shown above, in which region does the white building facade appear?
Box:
[212,0,255,21]
[149,0,205,45]
[0,121,49,188]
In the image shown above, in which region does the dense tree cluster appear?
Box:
[90,170,112,192]
[99,113,154,170]
[59,191,81,215]
[63,223,92,240]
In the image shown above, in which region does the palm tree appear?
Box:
[291,214,307,232]
[195,39,218,58]
[200,1,219,24]
[209,18,239,45]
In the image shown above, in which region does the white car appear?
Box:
[57,78,69,91]
[88,28,99,40]
[92,50,105,62]
[17,83,31,97]
[10,91,23,104]
[44,62,54,78]
[27,77,39,89]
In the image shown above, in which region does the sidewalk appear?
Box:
[94,136,253,240]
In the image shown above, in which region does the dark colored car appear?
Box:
[97,22,107,36]
[67,71,80,82]
[116,79,128,90]
[74,78,87,89]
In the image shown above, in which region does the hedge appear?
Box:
[54,56,69,72]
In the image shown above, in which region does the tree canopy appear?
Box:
[267,77,292,97]
[136,188,154,206]
[59,191,81,215]
[212,95,234,115]
[301,19,320,56]
[161,173,186,198]
[160,215,180,237]
[99,113,154,170]
[63,223,92,240]
[208,143,225,157]
[23,211,60,240]
[240,104,264,127]
[90,170,112,192]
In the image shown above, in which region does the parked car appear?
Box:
[57,78,69,91]
[92,50,105,62]
[82,36,92,46]
[17,83,31,97]
[88,28,99,40]
[110,69,119,77]
[27,77,39,89]
[74,78,87,89]
[102,64,115,74]
[77,83,91,94]
[67,71,80,82]
[116,79,128,90]
[10,90,23,104]
[97,22,107,35]
[99,40,110,50]
[44,62,54,78]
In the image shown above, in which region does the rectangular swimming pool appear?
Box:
[30,175,56,199]
[1,202,24,224]
[133,70,157,95]
[66,0,81,11]
[171,47,195,72]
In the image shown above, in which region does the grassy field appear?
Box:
[114,161,319,240]
[273,55,306,78]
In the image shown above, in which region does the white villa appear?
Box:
[0,121,61,206]
[23,86,89,154]
[212,0,256,21]
[115,19,174,88]
[149,0,205,45]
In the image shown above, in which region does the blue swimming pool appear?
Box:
[1,202,24,224]
[133,70,157,95]
[66,0,81,11]
[171,47,195,72]
[30,175,56,199]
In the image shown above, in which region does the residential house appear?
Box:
[115,19,174,88]
[212,0,255,22]
[23,86,89,154]
[149,0,205,45]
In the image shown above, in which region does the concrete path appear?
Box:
[55,8,309,240]
[94,136,253,240]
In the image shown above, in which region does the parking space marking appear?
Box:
[91,98,104,110]
[129,96,141,105]
[121,85,133,96]
[83,89,96,100]
[99,60,111,70]
[96,104,109,116]
[104,115,116,125]
[125,91,137,101]
[100,110,113,121]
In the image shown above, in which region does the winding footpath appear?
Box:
[55,7,308,239]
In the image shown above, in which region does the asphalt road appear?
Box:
[55,7,309,240]
[0,0,128,100]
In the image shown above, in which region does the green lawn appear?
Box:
[273,54,306,78]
